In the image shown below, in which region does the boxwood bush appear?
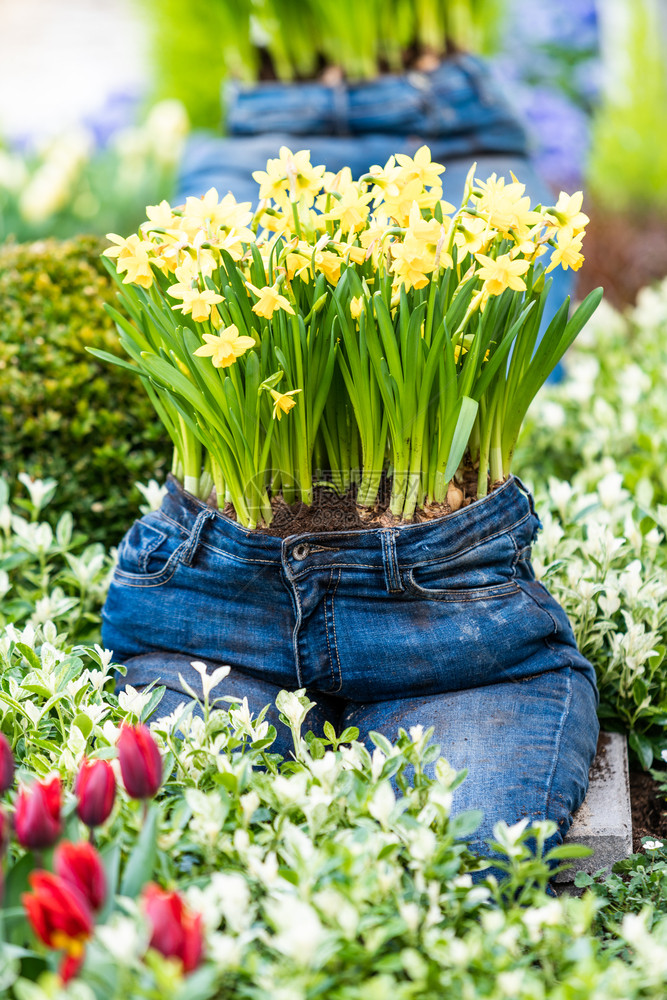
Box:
[0,236,167,544]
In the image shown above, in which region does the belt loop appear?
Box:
[513,476,542,529]
[179,509,216,566]
[381,529,404,594]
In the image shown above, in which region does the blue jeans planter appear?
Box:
[176,53,572,377]
[102,476,599,870]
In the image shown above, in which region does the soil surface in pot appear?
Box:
[217,467,503,538]
[631,770,667,851]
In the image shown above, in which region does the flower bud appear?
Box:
[117,724,162,800]
[54,841,107,913]
[22,871,93,983]
[15,777,62,850]
[75,758,116,827]
[0,733,15,793]
[142,883,204,973]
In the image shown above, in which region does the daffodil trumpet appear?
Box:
[96,145,601,526]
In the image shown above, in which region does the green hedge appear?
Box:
[0,236,168,543]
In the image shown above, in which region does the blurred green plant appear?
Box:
[0,101,188,243]
[139,0,503,127]
[587,0,667,212]
[0,236,168,544]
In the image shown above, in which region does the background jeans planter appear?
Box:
[102,476,599,870]
[177,53,572,370]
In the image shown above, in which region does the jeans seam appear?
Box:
[544,668,573,823]
[284,569,304,688]
[324,569,343,693]
[405,575,520,602]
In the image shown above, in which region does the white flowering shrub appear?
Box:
[2,284,667,994]
[519,282,667,764]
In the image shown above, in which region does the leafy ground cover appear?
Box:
[2,282,667,994]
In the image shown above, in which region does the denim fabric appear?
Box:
[102,475,599,865]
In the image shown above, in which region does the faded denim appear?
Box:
[102,475,599,865]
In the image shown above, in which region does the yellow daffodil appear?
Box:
[454,216,495,257]
[474,252,530,296]
[252,147,326,206]
[246,282,295,319]
[325,185,373,234]
[349,296,364,320]
[395,145,446,190]
[546,191,589,234]
[270,388,302,420]
[144,200,176,230]
[168,283,224,322]
[180,189,253,240]
[546,228,585,273]
[315,250,344,286]
[193,325,255,368]
[104,234,155,288]
[391,236,435,291]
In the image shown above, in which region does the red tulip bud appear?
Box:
[75,758,116,827]
[15,777,62,850]
[142,883,204,973]
[0,733,14,793]
[117,725,162,799]
[22,871,93,982]
[54,841,107,913]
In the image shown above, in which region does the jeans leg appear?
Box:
[341,668,598,879]
[120,652,342,758]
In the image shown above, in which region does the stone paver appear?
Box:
[554,731,632,883]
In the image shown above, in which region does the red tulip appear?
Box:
[0,733,14,793]
[142,883,204,973]
[15,777,62,850]
[117,725,162,799]
[75,758,116,827]
[22,871,93,982]
[55,841,107,913]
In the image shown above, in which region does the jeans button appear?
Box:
[293,543,310,560]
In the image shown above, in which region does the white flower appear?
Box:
[186,788,228,851]
[117,684,153,717]
[190,660,231,702]
[368,780,396,828]
[275,689,315,732]
[644,839,664,851]
[267,896,326,963]
[18,472,57,512]
[135,479,167,514]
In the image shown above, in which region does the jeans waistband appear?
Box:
[161,475,536,571]
[223,53,528,154]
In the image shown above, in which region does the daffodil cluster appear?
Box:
[99,146,601,526]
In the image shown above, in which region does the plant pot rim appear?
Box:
[167,473,526,543]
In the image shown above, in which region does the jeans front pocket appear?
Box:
[404,530,518,601]
[114,514,188,588]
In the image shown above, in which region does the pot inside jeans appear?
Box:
[103,474,600,876]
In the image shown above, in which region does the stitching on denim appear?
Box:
[284,567,304,688]
[330,569,342,692]
[516,579,560,638]
[136,526,168,573]
[381,532,393,593]
[200,541,278,567]
[405,572,519,602]
[407,510,532,569]
[383,530,404,593]
[544,668,573,822]
[180,510,217,567]
[324,569,336,690]
[113,539,188,586]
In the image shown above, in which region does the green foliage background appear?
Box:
[0,236,168,543]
